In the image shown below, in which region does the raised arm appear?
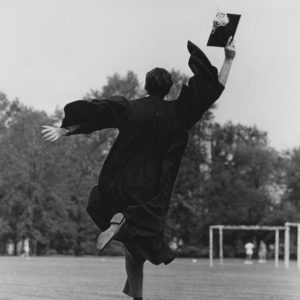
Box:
[218,36,236,86]
[176,37,236,129]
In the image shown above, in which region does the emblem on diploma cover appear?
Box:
[211,13,230,35]
[207,12,241,47]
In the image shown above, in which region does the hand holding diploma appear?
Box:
[224,36,236,60]
[218,36,236,86]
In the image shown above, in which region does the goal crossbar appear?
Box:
[210,225,285,230]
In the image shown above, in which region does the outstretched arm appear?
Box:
[218,36,236,86]
[41,96,128,142]
[41,124,81,142]
[41,126,66,142]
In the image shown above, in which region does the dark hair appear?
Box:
[145,67,173,97]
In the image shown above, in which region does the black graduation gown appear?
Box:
[61,41,224,265]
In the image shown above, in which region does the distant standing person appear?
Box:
[21,237,30,259]
[6,240,14,256]
[244,241,255,264]
[42,37,236,300]
[258,240,267,263]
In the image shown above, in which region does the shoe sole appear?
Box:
[96,213,125,252]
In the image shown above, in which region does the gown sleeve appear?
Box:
[60,96,128,134]
[176,41,225,129]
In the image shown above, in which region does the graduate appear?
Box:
[42,37,236,300]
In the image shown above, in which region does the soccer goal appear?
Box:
[284,222,300,269]
[209,225,286,268]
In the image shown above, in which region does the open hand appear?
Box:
[225,36,236,60]
[41,125,65,142]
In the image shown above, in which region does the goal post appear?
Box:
[284,222,300,269]
[209,225,286,268]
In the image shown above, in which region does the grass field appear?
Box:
[0,256,299,300]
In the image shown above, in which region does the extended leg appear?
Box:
[123,247,145,299]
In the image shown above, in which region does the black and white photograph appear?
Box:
[0,0,299,299]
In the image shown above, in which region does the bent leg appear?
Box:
[123,246,145,299]
[86,185,112,231]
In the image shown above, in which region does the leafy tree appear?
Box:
[86,71,142,100]
[0,92,23,130]
[211,124,276,220]
[190,122,280,254]
[284,148,300,211]
[0,103,104,255]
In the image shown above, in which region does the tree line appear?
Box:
[0,70,299,258]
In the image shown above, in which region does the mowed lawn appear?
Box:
[0,256,299,300]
